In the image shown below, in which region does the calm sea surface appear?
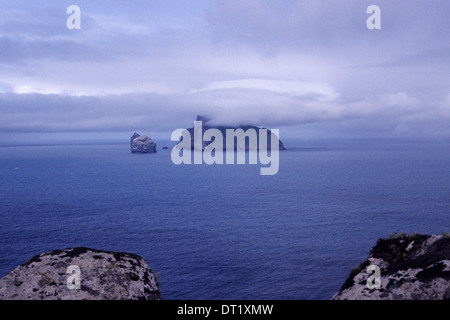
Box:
[0,139,448,299]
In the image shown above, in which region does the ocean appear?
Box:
[0,139,448,299]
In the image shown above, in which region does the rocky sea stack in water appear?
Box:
[131,132,157,154]
[0,247,160,300]
[333,233,450,300]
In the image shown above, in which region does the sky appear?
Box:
[0,0,449,143]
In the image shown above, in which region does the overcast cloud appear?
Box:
[0,0,449,141]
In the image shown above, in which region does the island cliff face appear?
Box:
[187,116,286,151]
[0,247,160,300]
[333,233,450,300]
[130,133,157,154]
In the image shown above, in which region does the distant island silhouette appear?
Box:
[185,116,286,151]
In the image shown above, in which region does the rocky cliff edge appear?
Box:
[0,247,160,300]
[333,233,450,300]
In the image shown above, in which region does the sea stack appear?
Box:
[130,132,157,154]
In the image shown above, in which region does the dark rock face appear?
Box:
[0,248,160,300]
[130,132,140,144]
[130,133,157,154]
[187,116,286,151]
[332,233,450,300]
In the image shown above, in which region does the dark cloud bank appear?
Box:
[0,1,449,141]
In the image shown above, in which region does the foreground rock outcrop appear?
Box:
[0,247,160,300]
[333,233,450,300]
[131,132,157,154]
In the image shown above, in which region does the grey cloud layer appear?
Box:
[0,0,449,139]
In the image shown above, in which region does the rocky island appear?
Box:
[333,233,450,300]
[186,116,286,151]
[0,247,160,300]
[130,133,157,154]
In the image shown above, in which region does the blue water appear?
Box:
[0,139,448,299]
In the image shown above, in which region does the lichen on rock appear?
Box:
[332,233,450,300]
[0,247,160,300]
